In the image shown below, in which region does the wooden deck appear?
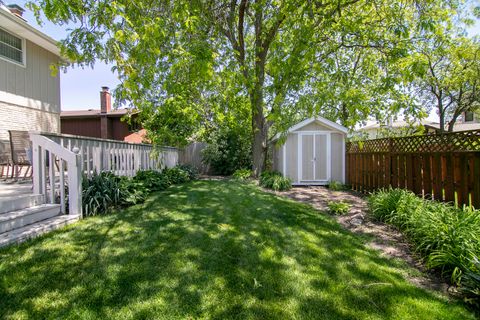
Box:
[0,180,33,199]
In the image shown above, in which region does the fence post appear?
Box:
[68,147,83,217]
[32,139,43,195]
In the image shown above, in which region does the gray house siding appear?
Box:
[0,39,60,154]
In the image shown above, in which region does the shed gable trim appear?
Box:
[273,117,348,141]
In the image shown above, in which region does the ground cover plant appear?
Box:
[328,201,351,215]
[369,188,480,308]
[0,180,476,319]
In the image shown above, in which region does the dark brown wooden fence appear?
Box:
[346,130,480,208]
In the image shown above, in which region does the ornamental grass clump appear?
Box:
[259,171,292,191]
[232,168,252,181]
[369,188,480,308]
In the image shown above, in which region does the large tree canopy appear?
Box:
[31,0,465,174]
[401,35,480,132]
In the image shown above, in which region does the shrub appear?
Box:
[83,166,197,217]
[328,181,346,191]
[202,126,252,175]
[118,176,148,205]
[163,166,190,184]
[133,170,171,192]
[82,172,123,216]
[177,164,198,180]
[232,168,252,181]
[368,188,480,308]
[328,201,351,215]
[259,171,292,191]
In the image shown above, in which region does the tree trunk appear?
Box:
[437,95,445,134]
[341,102,349,127]
[251,82,266,177]
[439,113,445,134]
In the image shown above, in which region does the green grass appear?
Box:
[0,180,476,319]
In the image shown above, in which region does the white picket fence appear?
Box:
[30,132,180,217]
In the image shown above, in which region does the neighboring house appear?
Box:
[424,111,480,133]
[358,112,480,139]
[0,4,61,155]
[358,120,432,139]
[61,87,146,143]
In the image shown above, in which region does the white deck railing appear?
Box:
[30,132,180,217]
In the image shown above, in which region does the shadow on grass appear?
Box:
[0,180,475,319]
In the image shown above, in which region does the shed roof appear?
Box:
[272,116,348,141]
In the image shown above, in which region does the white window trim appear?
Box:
[0,27,26,68]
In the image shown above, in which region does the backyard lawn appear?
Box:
[0,180,476,319]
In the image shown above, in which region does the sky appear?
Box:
[15,0,120,110]
[11,1,480,118]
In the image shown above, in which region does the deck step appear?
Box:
[0,204,61,233]
[0,194,44,214]
[0,214,80,247]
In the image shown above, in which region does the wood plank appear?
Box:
[406,154,414,192]
[468,155,475,207]
[371,153,376,191]
[391,154,398,189]
[444,153,455,204]
[432,153,443,201]
[385,153,391,188]
[454,153,468,207]
[413,154,423,196]
[472,153,480,208]
[423,154,432,199]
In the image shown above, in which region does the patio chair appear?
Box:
[8,130,32,180]
[0,147,12,179]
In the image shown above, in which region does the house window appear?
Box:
[0,28,24,65]
[464,111,474,122]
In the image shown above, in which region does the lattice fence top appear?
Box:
[347,130,480,153]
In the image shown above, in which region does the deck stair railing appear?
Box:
[30,132,180,217]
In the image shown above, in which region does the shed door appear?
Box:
[300,133,330,182]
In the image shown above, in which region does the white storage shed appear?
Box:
[271,117,348,185]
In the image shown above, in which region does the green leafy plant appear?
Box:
[328,181,346,191]
[118,176,148,205]
[259,171,292,191]
[368,188,480,307]
[232,168,252,181]
[163,166,191,184]
[82,172,123,216]
[176,164,198,180]
[202,125,252,175]
[134,170,171,191]
[327,201,351,215]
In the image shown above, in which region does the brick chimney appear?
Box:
[6,4,25,18]
[100,86,111,113]
[100,86,111,139]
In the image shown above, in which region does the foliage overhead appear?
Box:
[30,0,473,171]
[400,36,480,132]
